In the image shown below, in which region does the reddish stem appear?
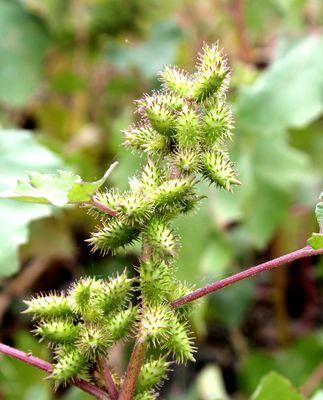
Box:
[90,197,118,217]
[172,246,323,308]
[118,339,147,400]
[100,358,118,400]
[0,343,110,400]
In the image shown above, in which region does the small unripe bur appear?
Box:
[69,277,105,321]
[142,220,178,258]
[144,98,176,136]
[200,150,239,191]
[35,320,79,346]
[140,260,173,303]
[24,295,73,320]
[136,358,170,393]
[88,220,140,255]
[105,306,137,342]
[140,161,161,191]
[117,192,154,225]
[202,101,233,145]
[158,66,193,97]
[175,107,200,148]
[151,178,194,209]
[193,43,229,102]
[101,271,134,314]
[173,148,201,174]
[77,324,111,360]
[51,349,88,386]
[164,317,196,364]
[139,304,172,346]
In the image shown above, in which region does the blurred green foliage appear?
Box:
[0,130,64,276]
[0,0,323,398]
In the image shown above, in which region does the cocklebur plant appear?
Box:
[7,43,236,399]
[1,43,322,400]
[20,43,237,398]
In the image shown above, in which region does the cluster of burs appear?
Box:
[25,44,238,399]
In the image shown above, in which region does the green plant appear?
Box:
[0,43,322,400]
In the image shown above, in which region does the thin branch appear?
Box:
[0,343,110,400]
[100,358,118,400]
[118,339,147,400]
[172,246,323,308]
[89,197,118,217]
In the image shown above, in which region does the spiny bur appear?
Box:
[135,358,170,394]
[51,349,89,387]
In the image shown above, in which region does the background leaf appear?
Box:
[0,162,117,206]
[251,372,304,400]
[0,130,64,277]
[237,35,323,132]
[0,0,49,106]
[107,20,183,78]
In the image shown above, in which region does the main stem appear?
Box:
[172,246,323,308]
[0,343,110,400]
[118,243,151,400]
[100,358,119,400]
[118,339,147,400]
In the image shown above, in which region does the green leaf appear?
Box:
[251,372,304,400]
[307,233,323,250]
[174,199,212,284]
[231,36,317,247]
[0,129,64,277]
[0,0,49,106]
[240,334,323,393]
[215,130,310,248]
[211,279,254,328]
[200,236,233,280]
[0,163,118,207]
[237,34,323,133]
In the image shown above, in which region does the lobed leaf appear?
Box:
[0,163,118,207]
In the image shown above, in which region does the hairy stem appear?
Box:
[118,339,147,400]
[100,358,118,400]
[0,343,110,400]
[172,246,323,308]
